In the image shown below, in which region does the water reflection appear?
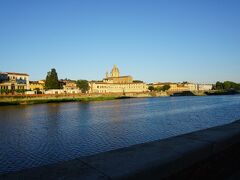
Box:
[0,95,240,173]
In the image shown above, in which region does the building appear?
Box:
[152,82,197,92]
[60,80,78,90]
[197,84,213,91]
[44,80,81,94]
[0,72,29,91]
[45,89,81,95]
[89,65,148,93]
[29,80,45,90]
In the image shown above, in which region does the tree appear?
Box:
[162,85,171,91]
[215,81,240,90]
[223,81,240,90]
[223,81,233,90]
[155,87,162,92]
[45,68,60,90]
[76,80,90,93]
[148,86,154,92]
[215,81,223,90]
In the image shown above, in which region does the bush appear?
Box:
[15,89,26,94]
[148,86,154,92]
[0,89,10,94]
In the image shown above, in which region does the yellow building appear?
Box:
[153,82,197,92]
[29,80,45,90]
[89,65,148,93]
[62,80,77,90]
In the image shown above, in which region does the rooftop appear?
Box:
[104,75,132,79]
[6,72,29,76]
[90,81,145,85]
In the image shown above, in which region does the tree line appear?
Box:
[214,81,240,91]
[148,85,170,92]
[45,68,90,93]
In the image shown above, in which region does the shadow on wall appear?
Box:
[170,91,196,96]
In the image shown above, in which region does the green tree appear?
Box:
[45,68,60,90]
[215,81,240,90]
[148,86,154,92]
[215,81,223,90]
[155,87,162,92]
[162,85,171,91]
[76,80,90,93]
[151,85,171,92]
[223,81,240,90]
[223,81,233,90]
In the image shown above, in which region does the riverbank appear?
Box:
[0,92,162,106]
[0,95,133,106]
[0,91,239,106]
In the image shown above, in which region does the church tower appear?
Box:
[111,65,120,77]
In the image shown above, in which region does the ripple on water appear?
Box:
[0,95,240,173]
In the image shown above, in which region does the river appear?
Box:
[0,95,240,173]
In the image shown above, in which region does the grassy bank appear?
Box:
[0,96,132,106]
[1,90,239,106]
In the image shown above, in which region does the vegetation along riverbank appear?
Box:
[0,94,136,106]
[0,90,239,106]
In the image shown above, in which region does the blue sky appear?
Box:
[0,0,239,83]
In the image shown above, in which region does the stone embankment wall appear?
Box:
[1,120,240,179]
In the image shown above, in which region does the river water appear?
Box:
[0,95,240,173]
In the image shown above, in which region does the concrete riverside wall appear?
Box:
[1,120,240,180]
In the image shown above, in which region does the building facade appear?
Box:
[29,80,45,90]
[89,65,148,93]
[45,89,81,94]
[0,72,29,91]
[152,82,198,92]
[61,80,78,90]
[197,84,213,91]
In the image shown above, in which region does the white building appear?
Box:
[45,89,81,95]
[197,84,213,91]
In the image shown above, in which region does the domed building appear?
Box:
[110,65,120,77]
[103,65,133,84]
[89,65,147,93]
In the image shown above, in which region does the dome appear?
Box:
[111,65,120,77]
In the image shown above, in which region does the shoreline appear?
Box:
[0,92,155,106]
[0,95,135,106]
[0,91,239,106]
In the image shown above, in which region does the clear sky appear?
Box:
[0,0,239,83]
